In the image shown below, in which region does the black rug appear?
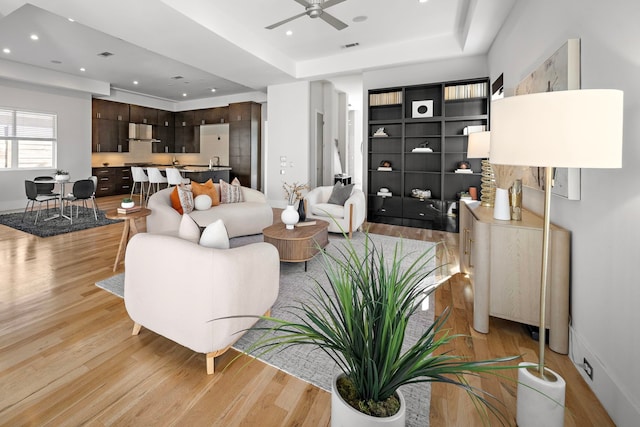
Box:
[0,207,121,237]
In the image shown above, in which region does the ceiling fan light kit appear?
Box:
[266,0,348,31]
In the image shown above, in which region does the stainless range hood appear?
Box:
[128,123,160,142]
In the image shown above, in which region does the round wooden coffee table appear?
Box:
[263,219,329,271]
[105,208,152,272]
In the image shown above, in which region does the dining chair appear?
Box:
[89,175,99,210]
[130,167,149,206]
[23,180,58,224]
[166,167,190,187]
[63,179,98,223]
[34,175,59,211]
[146,167,168,201]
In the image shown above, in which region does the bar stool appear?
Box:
[166,167,190,187]
[146,167,168,201]
[130,167,149,206]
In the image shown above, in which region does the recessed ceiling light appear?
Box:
[419,0,428,3]
[30,34,39,41]
[182,93,187,97]
[80,67,85,72]
[2,48,10,54]
[133,80,139,85]
[210,88,216,92]
[352,15,367,23]
[286,30,293,36]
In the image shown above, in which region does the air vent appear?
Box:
[342,42,360,49]
[97,51,114,57]
[171,75,184,80]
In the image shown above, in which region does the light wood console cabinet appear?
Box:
[459,201,570,354]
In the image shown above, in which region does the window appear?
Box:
[0,108,57,169]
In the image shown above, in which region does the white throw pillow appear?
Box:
[178,213,201,243]
[199,219,230,249]
[194,194,212,210]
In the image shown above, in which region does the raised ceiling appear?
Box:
[0,0,515,102]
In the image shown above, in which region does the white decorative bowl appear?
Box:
[121,201,135,209]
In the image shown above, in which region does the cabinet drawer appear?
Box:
[403,199,444,221]
[368,196,402,217]
[95,182,115,196]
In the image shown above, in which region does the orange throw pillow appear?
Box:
[170,187,184,214]
[191,179,219,206]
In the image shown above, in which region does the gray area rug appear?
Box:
[0,207,120,237]
[95,232,435,426]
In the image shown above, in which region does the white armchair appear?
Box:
[305,185,366,238]
[124,232,280,374]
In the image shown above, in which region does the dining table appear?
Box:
[37,178,73,222]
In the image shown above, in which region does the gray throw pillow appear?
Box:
[327,182,355,205]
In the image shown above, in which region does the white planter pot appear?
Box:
[121,201,135,209]
[331,374,406,427]
[55,174,70,182]
[280,204,299,230]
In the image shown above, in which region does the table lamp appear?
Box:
[491,89,624,427]
[466,131,494,206]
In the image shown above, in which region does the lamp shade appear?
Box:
[467,131,491,158]
[490,89,624,168]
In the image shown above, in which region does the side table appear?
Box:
[105,208,152,272]
[263,220,329,271]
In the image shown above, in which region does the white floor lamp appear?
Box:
[490,89,624,427]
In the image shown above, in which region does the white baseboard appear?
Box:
[569,326,640,426]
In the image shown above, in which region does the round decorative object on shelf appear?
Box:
[281,205,299,230]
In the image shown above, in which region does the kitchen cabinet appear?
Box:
[92,99,130,152]
[92,99,129,121]
[228,102,261,188]
[458,201,570,354]
[92,119,129,153]
[92,167,132,197]
[194,107,229,125]
[153,111,175,153]
[130,105,158,125]
[174,125,199,153]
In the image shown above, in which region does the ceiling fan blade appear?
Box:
[320,11,348,30]
[265,11,308,30]
[321,0,347,10]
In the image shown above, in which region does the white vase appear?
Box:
[331,373,406,427]
[493,187,511,220]
[281,204,299,230]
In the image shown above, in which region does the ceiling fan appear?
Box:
[266,0,348,31]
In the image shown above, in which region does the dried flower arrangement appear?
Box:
[283,182,309,205]
[491,164,529,189]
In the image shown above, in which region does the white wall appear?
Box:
[489,0,640,425]
[0,79,92,212]
[266,81,310,207]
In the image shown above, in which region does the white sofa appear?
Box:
[146,185,273,238]
[124,232,280,374]
[306,185,366,238]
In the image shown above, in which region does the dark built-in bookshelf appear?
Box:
[367,78,489,232]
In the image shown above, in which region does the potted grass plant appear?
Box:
[240,234,520,426]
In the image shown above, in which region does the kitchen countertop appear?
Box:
[102,163,232,172]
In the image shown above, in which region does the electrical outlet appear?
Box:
[583,358,593,380]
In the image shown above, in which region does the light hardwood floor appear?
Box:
[0,195,613,426]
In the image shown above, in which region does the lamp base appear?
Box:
[516,362,566,427]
